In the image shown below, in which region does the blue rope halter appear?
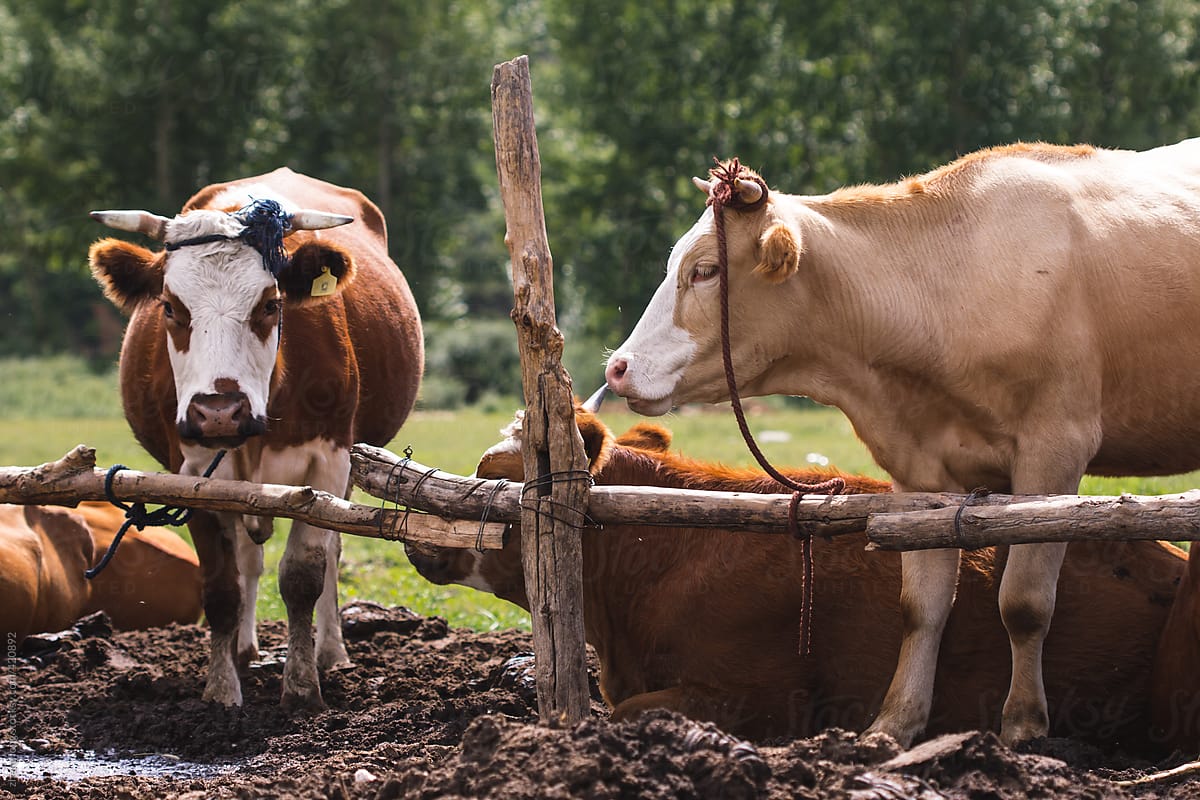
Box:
[164,198,293,275]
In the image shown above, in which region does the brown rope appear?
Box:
[710,158,845,655]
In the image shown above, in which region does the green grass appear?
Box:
[3,356,1199,628]
[0,355,124,419]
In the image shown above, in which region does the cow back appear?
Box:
[0,505,94,643]
[74,502,203,630]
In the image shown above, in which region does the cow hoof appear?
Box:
[863,719,918,750]
[236,646,260,675]
[999,718,1048,747]
[281,687,326,715]
[1000,699,1049,746]
[317,648,353,672]
[202,683,243,708]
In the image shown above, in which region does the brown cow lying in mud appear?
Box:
[0,504,95,645]
[408,403,1200,750]
[1,502,203,645]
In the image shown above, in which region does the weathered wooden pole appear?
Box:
[491,55,591,724]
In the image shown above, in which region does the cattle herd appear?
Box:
[6,138,1200,761]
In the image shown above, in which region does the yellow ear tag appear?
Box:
[311,266,337,297]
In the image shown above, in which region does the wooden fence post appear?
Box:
[491,55,591,725]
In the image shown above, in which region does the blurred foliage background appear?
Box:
[3,0,1200,405]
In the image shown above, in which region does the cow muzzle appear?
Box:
[178,391,267,447]
[404,541,469,585]
[605,356,675,416]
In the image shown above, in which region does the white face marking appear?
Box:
[162,209,280,425]
[455,552,496,593]
[605,209,710,414]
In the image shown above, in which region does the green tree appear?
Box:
[538,0,1200,349]
[0,0,299,356]
[281,0,509,316]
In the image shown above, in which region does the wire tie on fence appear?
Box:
[87,449,226,579]
[379,448,414,541]
[517,469,595,528]
[477,478,509,552]
[953,487,992,549]
[393,463,440,544]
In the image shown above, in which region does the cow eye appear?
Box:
[161,299,175,319]
[264,298,281,315]
[692,263,719,284]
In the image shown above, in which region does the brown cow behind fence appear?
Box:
[408,405,1195,749]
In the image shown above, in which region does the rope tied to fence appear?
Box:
[86,449,227,579]
[709,157,845,655]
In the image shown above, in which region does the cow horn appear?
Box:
[692,176,713,194]
[89,210,170,241]
[735,178,763,204]
[288,210,354,231]
[582,385,608,414]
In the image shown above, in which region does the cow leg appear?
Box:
[189,510,244,706]
[995,443,1089,745]
[993,434,1091,744]
[315,529,351,671]
[998,541,1068,744]
[233,516,264,672]
[278,521,327,712]
[613,686,765,736]
[270,441,352,709]
[866,547,961,747]
[312,446,352,672]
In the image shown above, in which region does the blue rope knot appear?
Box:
[86,450,226,579]
[233,198,292,275]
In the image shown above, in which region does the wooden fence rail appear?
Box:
[351,443,1200,549]
[0,445,505,550]
[6,444,1200,554]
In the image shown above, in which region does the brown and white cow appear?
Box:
[603,140,1200,745]
[89,168,423,710]
[406,404,1193,746]
[74,501,203,630]
[0,504,94,645]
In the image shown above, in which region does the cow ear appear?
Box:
[277,242,357,304]
[89,238,163,314]
[615,423,672,453]
[755,221,803,283]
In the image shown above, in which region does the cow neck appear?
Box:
[709,157,846,656]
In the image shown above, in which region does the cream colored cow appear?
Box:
[605,138,1200,746]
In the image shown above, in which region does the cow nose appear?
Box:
[404,542,454,584]
[605,356,629,392]
[180,391,263,443]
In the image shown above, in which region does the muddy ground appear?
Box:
[2,603,1198,799]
